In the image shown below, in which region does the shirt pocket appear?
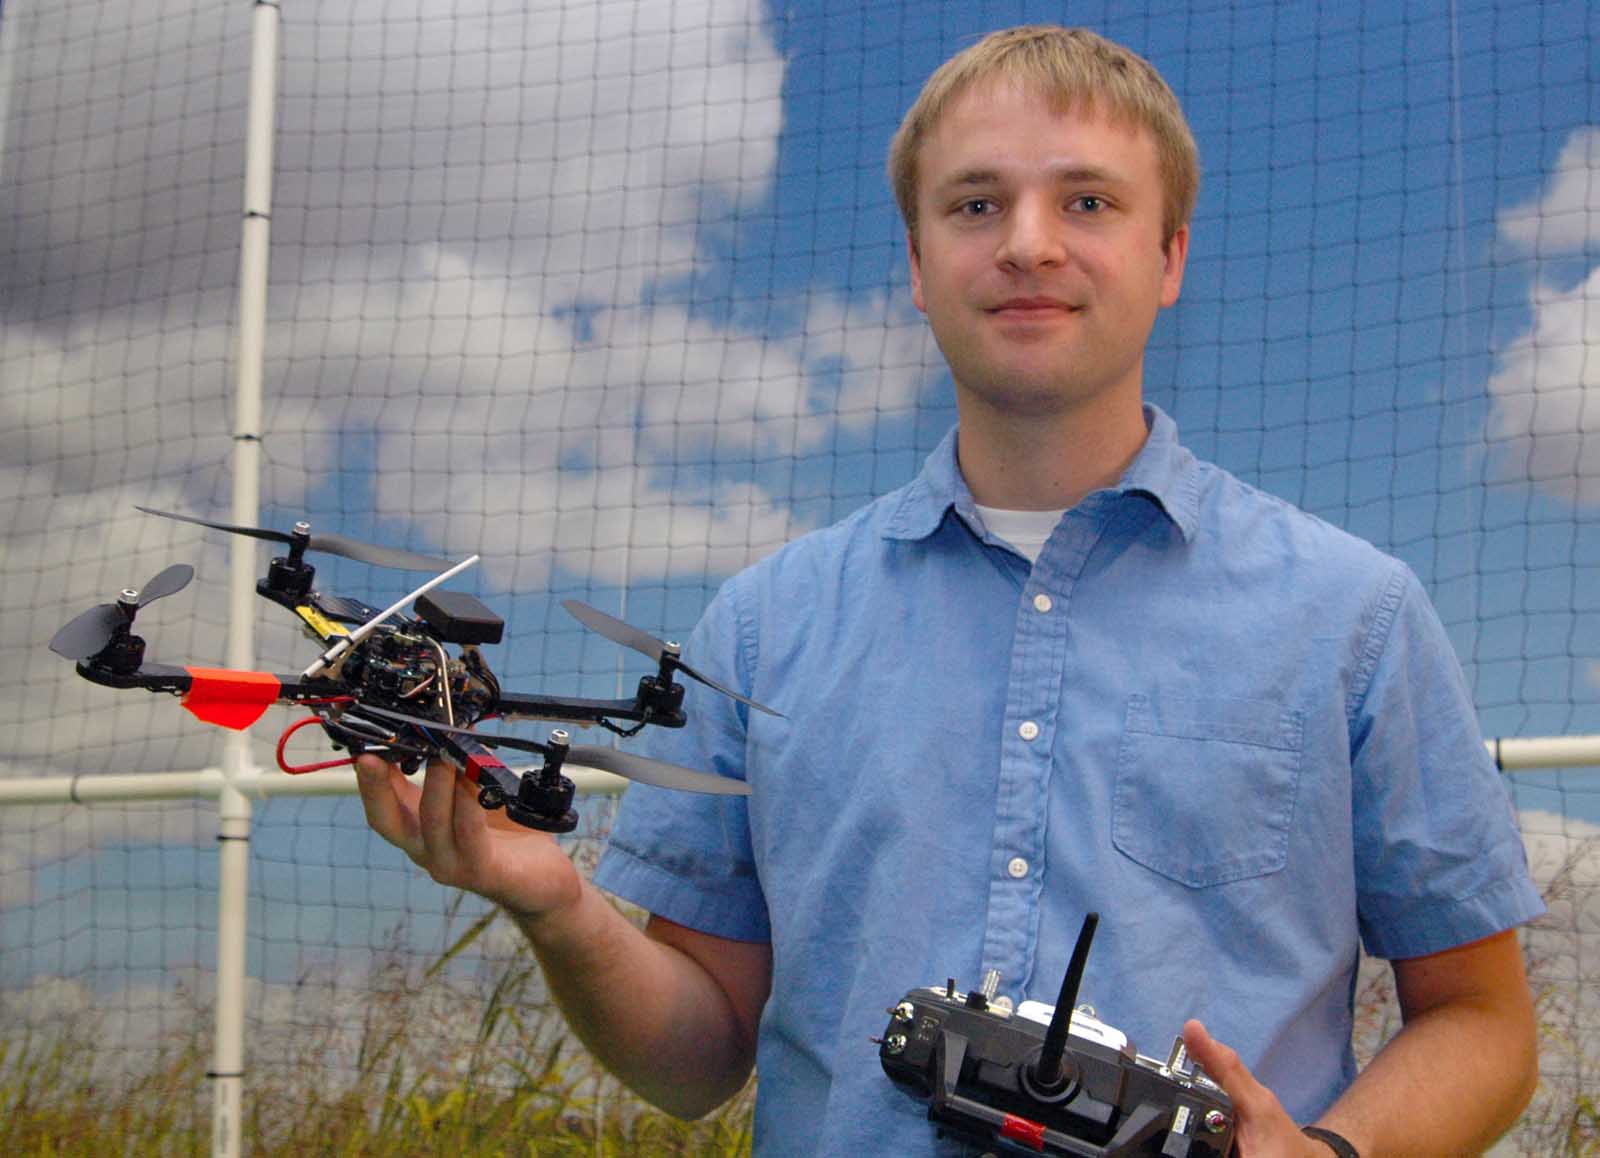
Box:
[1111,693,1304,887]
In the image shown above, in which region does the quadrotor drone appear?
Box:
[49,508,777,833]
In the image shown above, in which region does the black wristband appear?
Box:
[1301,1125,1360,1158]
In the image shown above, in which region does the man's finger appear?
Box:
[1183,1018,1309,1153]
[353,754,425,860]
[449,766,498,854]
[1183,1019,1265,1105]
[416,758,466,871]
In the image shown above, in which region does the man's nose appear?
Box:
[995,196,1066,271]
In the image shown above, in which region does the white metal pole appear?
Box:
[211,2,280,1156]
[0,764,630,806]
[8,732,1600,811]
[1488,733,1600,770]
[0,0,22,188]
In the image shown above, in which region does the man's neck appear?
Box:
[955,393,1150,510]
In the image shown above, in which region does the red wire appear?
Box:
[277,714,356,774]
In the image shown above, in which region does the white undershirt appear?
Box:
[973,504,1068,565]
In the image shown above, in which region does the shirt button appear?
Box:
[1033,592,1053,613]
[1007,856,1029,878]
[1018,720,1040,741]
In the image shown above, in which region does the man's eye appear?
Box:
[1072,195,1106,213]
[959,198,996,217]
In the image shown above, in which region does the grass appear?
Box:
[1,840,1595,1156]
[0,1019,755,1157]
[0,904,755,1157]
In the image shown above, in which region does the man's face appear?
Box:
[908,80,1188,422]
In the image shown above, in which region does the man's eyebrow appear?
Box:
[932,163,1132,191]
[1048,164,1131,186]
[935,168,1004,191]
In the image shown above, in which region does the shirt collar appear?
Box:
[882,403,1201,544]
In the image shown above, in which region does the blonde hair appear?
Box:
[888,26,1199,247]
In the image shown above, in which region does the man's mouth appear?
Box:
[987,297,1081,316]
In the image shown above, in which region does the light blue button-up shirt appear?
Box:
[594,406,1542,1156]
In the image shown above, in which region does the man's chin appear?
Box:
[951,360,1139,421]
[957,377,1096,418]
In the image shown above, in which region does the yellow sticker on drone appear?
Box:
[295,605,349,641]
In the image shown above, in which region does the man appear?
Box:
[356,26,1543,1156]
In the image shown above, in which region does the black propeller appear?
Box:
[136,506,452,572]
[561,599,781,717]
[50,563,195,660]
[568,744,751,796]
[355,704,750,796]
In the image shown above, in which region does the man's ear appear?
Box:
[907,229,926,313]
[1159,224,1189,308]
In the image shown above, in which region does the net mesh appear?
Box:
[1,0,1596,1151]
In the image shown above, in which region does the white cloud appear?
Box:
[0,915,641,1108]
[1,0,940,781]
[1498,127,1600,256]
[1485,266,1600,503]
[1,0,938,594]
[0,798,218,911]
[249,256,932,587]
[1487,127,1600,505]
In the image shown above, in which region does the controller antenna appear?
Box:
[1030,911,1099,1095]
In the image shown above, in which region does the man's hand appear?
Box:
[352,751,769,1118]
[1182,1021,1327,1158]
[1185,927,1537,1158]
[353,754,583,919]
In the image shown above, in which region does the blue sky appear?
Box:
[1,0,1597,1013]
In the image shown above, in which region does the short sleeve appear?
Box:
[1349,565,1544,959]
[592,577,772,942]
